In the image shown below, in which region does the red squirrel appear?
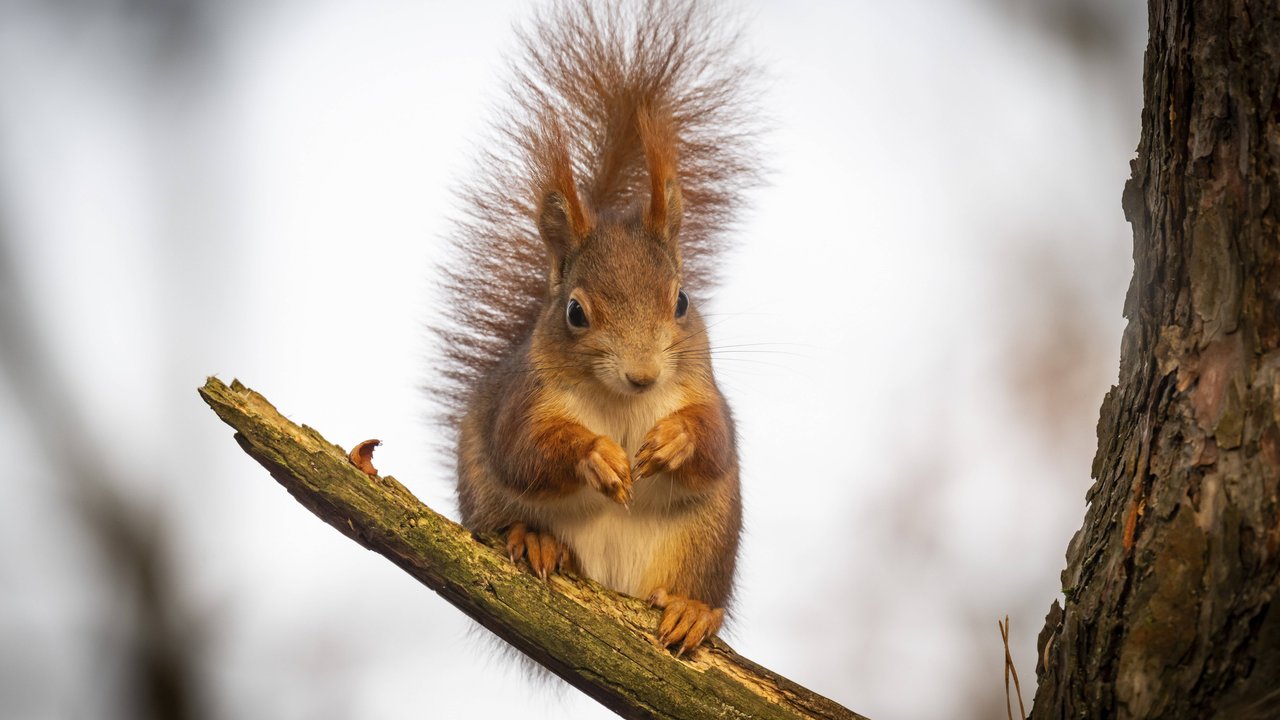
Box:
[433,0,762,655]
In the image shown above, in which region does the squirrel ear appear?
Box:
[638,106,683,246]
[539,190,585,254]
[646,177,683,245]
[537,152,593,281]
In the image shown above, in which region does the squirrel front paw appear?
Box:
[577,435,632,504]
[634,414,696,478]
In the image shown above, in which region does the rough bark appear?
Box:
[198,377,865,720]
[1031,1,1280,718]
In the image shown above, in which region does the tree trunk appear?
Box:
[1031,1,1280,718]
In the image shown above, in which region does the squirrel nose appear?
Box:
[626,371,657,389]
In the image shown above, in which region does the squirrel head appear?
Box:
[532,110,701,398]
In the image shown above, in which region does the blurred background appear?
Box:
[0,0,1145,718]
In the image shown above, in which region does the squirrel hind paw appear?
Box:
[650,589,724,657]
[505,522,576,580]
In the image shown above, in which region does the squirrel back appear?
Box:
[432,0,764,438]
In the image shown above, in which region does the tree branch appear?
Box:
[198,377,866,720]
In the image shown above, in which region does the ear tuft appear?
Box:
[538,190,582,257]
[536,134,594,277]
[637,105,683,245]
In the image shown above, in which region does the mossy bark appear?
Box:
[198,377,865,720]
[1031,2,1280,718]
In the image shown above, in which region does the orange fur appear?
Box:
[636,400,735,489]
[431,0,764,438]
[637,106,682,241]
[435,0,762,654]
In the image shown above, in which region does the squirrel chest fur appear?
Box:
[537,381,699,597]
[519,366,727,597]
[435,0,761,654]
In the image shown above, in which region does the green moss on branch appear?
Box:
[198,376,864,720]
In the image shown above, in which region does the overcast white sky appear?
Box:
[0,1,1145,718]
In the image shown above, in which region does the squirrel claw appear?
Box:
[578,436,633,504]
[648,587,722,656]
[505,522,575,579]
[505,522,527,564]
[635,416,695,477]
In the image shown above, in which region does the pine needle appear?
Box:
[999,615,1027,720]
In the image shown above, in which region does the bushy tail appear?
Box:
[432,0,764,434]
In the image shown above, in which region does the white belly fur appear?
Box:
[540,383,695,597]
[553,502,675,596]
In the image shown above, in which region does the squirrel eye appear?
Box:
[566,298,589,329]
[675,289,689,319]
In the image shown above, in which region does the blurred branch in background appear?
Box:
[29,0,219,64]
[986,0,1138,63]
[0,1,225,714]
[998,242,1118,459]
[0,217,205,718]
